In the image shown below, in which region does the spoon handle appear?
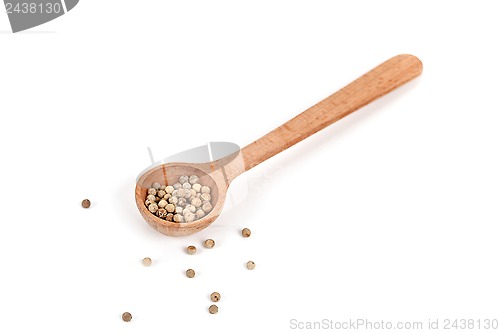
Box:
[240,54,422,171]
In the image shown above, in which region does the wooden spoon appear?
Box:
[135,54,423,236]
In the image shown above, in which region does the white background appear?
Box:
[1,1,499,332]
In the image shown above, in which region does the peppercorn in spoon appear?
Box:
[135,54,423,236]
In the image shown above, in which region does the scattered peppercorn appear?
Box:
[204,239,215,249]
[142,257,152,266]
[122,312,132,322]
[242,228,251,238]
[81,199,91,208]
[186,269,195,278]
[210,292,221,302]
[187,245,197,255]
[209,304,218,314]
[246,261,255,270]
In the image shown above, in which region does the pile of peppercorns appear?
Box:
[144,175,213,223]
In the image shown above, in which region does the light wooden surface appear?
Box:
[240,54,423,171]
[135,54,423,236]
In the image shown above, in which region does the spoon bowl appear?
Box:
[135,54,423,236]
[135,150,245,236]
[135,163,221,236]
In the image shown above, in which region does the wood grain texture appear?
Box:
[240,54,423,170]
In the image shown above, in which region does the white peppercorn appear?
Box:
[186,204,196,213]
[191,197,202,208]
[190,189,196,197]
[179,175,189,184]
[152,182,161,190]
[200,193,211,202]
[148,203,158,213]
[189,175,199,185]
[158,199,167,208]
[182,182,192,190]
[166,213,174,222]
[157,190,166,198]
[145,199,155,207]
[186,268,195,278]
[157,208,167,218]
[175,206,183,214]
[184,212,196,222]
[165,204,176,213]
[177,189,186,198]
[184,190,192,199]
[208,305,218,314]
[142,257,152,266]
[168,196,178,205]
[195,193,202,198]
[202,202,212,213]
[186,245,197,255]
[177,197,187,207]
[163,193,171,200]
[165,185,174,194]
[192,183,201,193]
[173,183,182,190]
[146,194,155,202]
[201,186,210,194]
[246,261,256,270]
[160,185,166,190]
[196,209,205,219]
[204,239,215,249]
[173,214,184,222]
[148,188,157,196]
[122,312,132,322]
[210,292,221,302]
[242,228,251,237]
